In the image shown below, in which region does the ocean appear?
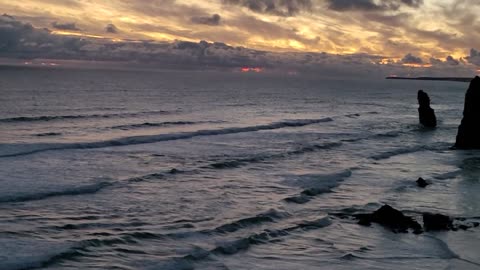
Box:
[0,68,479,270]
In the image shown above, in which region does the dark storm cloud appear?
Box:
[0,15,86,59]
[325,0,377,11]
[105,23,118,33]
[222,0,312,16]
[191,14,221,26]
[325,0,423,12]
[398,0,423,7]
[51,21,80,31]
[466,48,480,66]
[401,53,422,64]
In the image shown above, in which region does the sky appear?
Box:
[0,0,479,76]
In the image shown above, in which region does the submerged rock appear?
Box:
[355,205,422,233]
[423,213,452,231]
[417,90,437,128]
[416,177,430,188]
[455,76,480,149]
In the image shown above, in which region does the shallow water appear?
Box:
[0,68,479,270]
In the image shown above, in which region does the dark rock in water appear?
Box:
[417,90,437,128]
[455,76,480,149]
[169,168,180,174]
[458,222,479,230]
[334,205,480,234]
[284,195,310,204]
[423,213,452,231]
[355,205,422,233]
[416,177,429,188]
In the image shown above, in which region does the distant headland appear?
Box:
[386,76,472,82]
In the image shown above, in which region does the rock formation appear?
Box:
[337,205,480,234]
[355,205,423,233]
[423,213,452,231]
[455,76,480,149]
[416,177,429,188]
[417,90,437,128]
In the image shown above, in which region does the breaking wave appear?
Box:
[0,110,174,123]
[0,182,113,203]
[206,142,343,169]
[370,142,453,160]
[109,120,224,130]
[284,170,353,204]
[214,209,290,234]
[0,117,334,158]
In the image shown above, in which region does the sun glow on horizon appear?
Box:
[241,67,263,73]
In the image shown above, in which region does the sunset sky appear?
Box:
[1,0,479,76]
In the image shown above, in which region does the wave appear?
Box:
[370,142,453,161]
[433,170,462,180]
[109,121,219,130]
[7,231,165,270]
[209,129,406,171]
[209,217,331,256]
[0,117,334,158]
[0,181,113,203]
[153,218,332,269]
[0,110,174,123]
[54,220,150,231]
[0,237,81,270]
[35,132,62,137]
[9,213,332,270]
[0,168,182,204]
[214,209,290,234]
[284,170,352,204]
[207,142,343,170]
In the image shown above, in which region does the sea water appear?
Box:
[0,67,479,270]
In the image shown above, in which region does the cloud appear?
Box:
[51,21,81,31]
[398,0,423,8]
[105,23,118,33]
[191,14,221,26]
[445,55,459,65]
[0,15,87,59]
[1,0,478,60]
[325,0,378,11]
[401,53,423,64]
[466,48,480,66]
[1,15,478,78]
[222,0,312,16]
[325,0,423,12]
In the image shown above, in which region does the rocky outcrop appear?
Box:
[423,213,452,231]
[335,205,480,234]
[355,205,422,233]
[417,90,437,127]
[416,177,429,188]
[455,76,480,149]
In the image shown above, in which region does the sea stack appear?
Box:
[417,90,437,128]
[455,76,480,149]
